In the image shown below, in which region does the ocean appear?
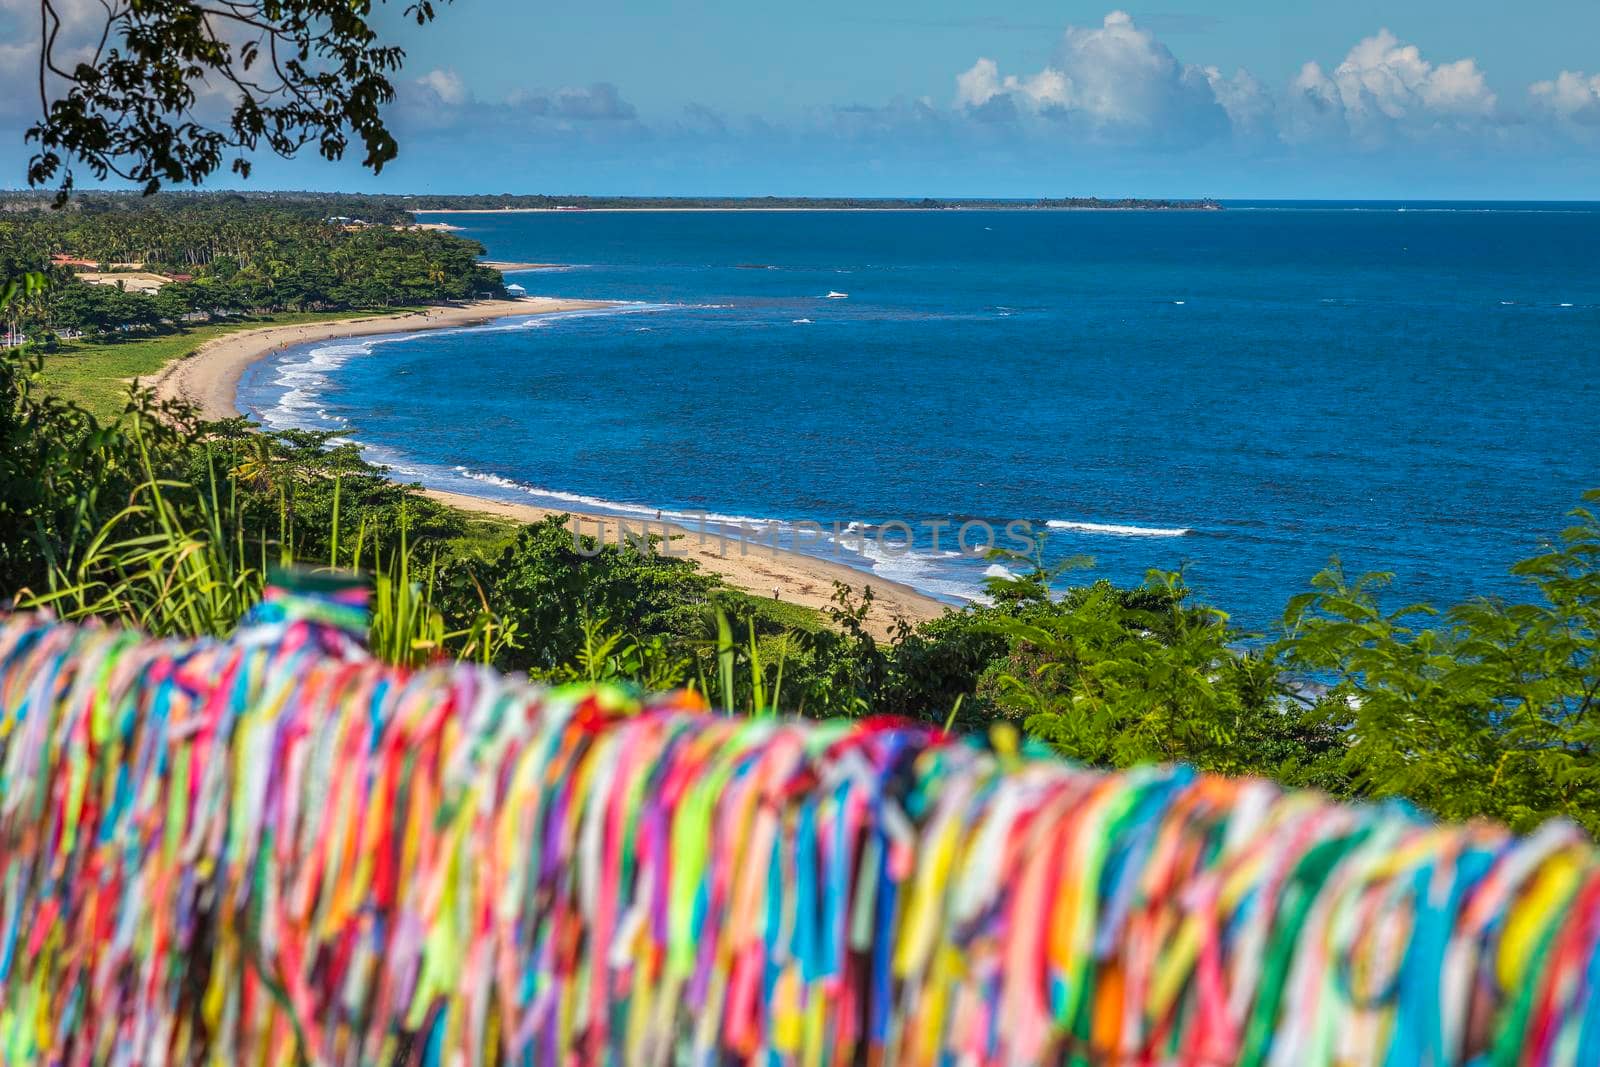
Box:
[237,203,1600,629]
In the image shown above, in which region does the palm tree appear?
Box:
[231,435,286,496]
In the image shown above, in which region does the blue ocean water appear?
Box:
[238,203,1600,628]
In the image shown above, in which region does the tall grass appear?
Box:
[23,422,275,636]
[14,415,785,690]
[689,611,790,716]
[19,420,516,667]
[359,504,518,668]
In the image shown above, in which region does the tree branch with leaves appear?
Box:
[24,0,447,203]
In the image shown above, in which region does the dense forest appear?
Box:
[0,194,504,342]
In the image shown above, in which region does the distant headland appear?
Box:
[406,195,1223,212]
[0,190,1222,219]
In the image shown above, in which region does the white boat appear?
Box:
[824,290,848,299]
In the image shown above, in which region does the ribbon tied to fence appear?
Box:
[0,579,1597,1065]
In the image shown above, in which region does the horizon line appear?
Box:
[5,189,1600,205]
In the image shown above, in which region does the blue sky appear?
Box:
[5,1,1600,197]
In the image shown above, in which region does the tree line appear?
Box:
[0,194,504,342]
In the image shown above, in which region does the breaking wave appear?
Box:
[1046,519,1191,538]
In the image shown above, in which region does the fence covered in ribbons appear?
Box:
[0,595,1598,1066]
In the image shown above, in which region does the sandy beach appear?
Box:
[480,259,567,272]
[415,206,1206,214]
[421,491,945,635]
[422,208,951,214]
[151,300,949,636]
[152,298,606,421]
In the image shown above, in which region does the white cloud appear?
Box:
[1530,71,1600,126]
[1202,66,1272,136]
[954,12,1234,144]
[1420,59,1496,115]
[830,97,948,140]
[948,14,1549,156]
[679,102,728,136]
[403,74,640,136]
[545,83,636,121]
[0,42,31,115]
[1050,11,1225,131]
[1286,30,1497,145]
[12,3,1598,187]
[954,58,1000,109]
[418,68,467,107]
[502,82,636,121]
[0,0,102,118]
[955,58,1068,113]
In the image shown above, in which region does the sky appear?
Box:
[4,1,1600,197]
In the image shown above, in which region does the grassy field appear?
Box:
[36,311,398,420]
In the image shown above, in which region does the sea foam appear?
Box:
[1046,519,1191,538]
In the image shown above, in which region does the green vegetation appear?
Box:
[368,193,1221,212]
[1,194,505,417]
[2,198,1596,841]
[34,309,393,418]
[1,190,1222,218]
[22,0,445,200]
[1,194,503,377]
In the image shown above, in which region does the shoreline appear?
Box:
[152,298,608,421]
[150,301,949,636]
[418,206,1213,214]
[421,490,946,635]
[480,259,568,272]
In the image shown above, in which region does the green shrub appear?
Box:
[980,571,1339,778]
[1276,494,1600,833]
[461,516,719,675]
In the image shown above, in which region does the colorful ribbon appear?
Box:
[0,592,1596,1065]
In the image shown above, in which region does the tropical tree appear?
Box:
[22,0,450,201]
